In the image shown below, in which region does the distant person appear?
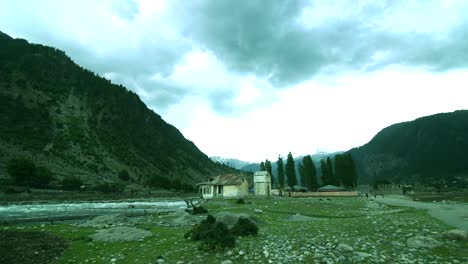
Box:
[365,193,369,198]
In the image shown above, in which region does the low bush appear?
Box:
[190,205,208,215]
[231,218,258,236]
[235,198,245,204]
[185,215,235,250]
[185,214,259,251]
[61,176,83,191]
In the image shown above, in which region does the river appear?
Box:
[0,199,188,223]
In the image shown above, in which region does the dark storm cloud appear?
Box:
[2,0,468,114]
[183,0,468,85]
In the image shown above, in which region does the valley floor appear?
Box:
[375,195,468,230]
[0,196,467,264]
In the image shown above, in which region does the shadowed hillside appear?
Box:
[0,31,231,187]
[349,110,468,187]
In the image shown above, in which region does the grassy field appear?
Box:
[1,197,467,264]
[408,191,468,203]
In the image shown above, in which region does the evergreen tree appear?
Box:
[320,159,329,186]
[265,159,272,176]
[260,162,266,171]
[302,155,317,190]
[326,157,337,185]
[345,153,358,189]
[285,152,296,190]
[334,153,358,189]
[277,155,285,189]
[298,162,305,186]
[336,154,345,186]
[264,159,273,185]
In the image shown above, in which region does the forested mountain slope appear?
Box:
[0,31,230,187]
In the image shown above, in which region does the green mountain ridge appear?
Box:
[0,31,231,187]
[349,110,468,186]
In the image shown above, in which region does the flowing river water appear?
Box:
[0,199,188,223]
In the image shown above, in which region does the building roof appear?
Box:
[318,185,346,192]
[197,174,246,186]
[254,171,271,177]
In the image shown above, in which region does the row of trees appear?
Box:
[260,152,357,191]
[320,154,357,188]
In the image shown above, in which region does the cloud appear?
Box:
[183,0,468,85]
[1,0,468,161]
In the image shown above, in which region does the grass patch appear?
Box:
[1,197,466,263]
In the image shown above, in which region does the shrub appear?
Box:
[185,215,235,250]
[118,169,130,181]
[231,218,258,236]
[146,175,171,189]
[190,206,208,215]
[61,176,83,190]
[7,157,36,186]
[235,198,245,204]
[7,157,53,188]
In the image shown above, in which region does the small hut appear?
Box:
[253,171,272,196]
[197,174,249,199]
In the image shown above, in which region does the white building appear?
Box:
[197,174,249,199]
[253,171,272,196]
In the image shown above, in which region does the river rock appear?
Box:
[406,236,443,249]
[443,229,467,240]
[336,243,354,252]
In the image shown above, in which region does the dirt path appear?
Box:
[374,195,468,230]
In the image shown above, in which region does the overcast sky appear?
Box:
[1,0,468,162]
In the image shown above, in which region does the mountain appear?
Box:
[349,110,468,186]
[0,31,232,187]
[209,156,250,170]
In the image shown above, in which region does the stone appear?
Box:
[221,261,233,264]
[253,209,263,214]
[443,229,467,241]
[356,252,372,258]
[406,236,443,249]
[336,243,354,252]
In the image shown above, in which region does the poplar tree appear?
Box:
[277,155,285,189]
[285,152,296,190]
[302,155,317,190]
[265,159,272,176]
[320,159,329,185]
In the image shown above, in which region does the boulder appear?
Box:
[336,243,354,252]
[253,209,263,214]
[406,236,443,249]
[443,229,467,241]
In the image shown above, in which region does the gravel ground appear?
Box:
[374,195,468,230]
